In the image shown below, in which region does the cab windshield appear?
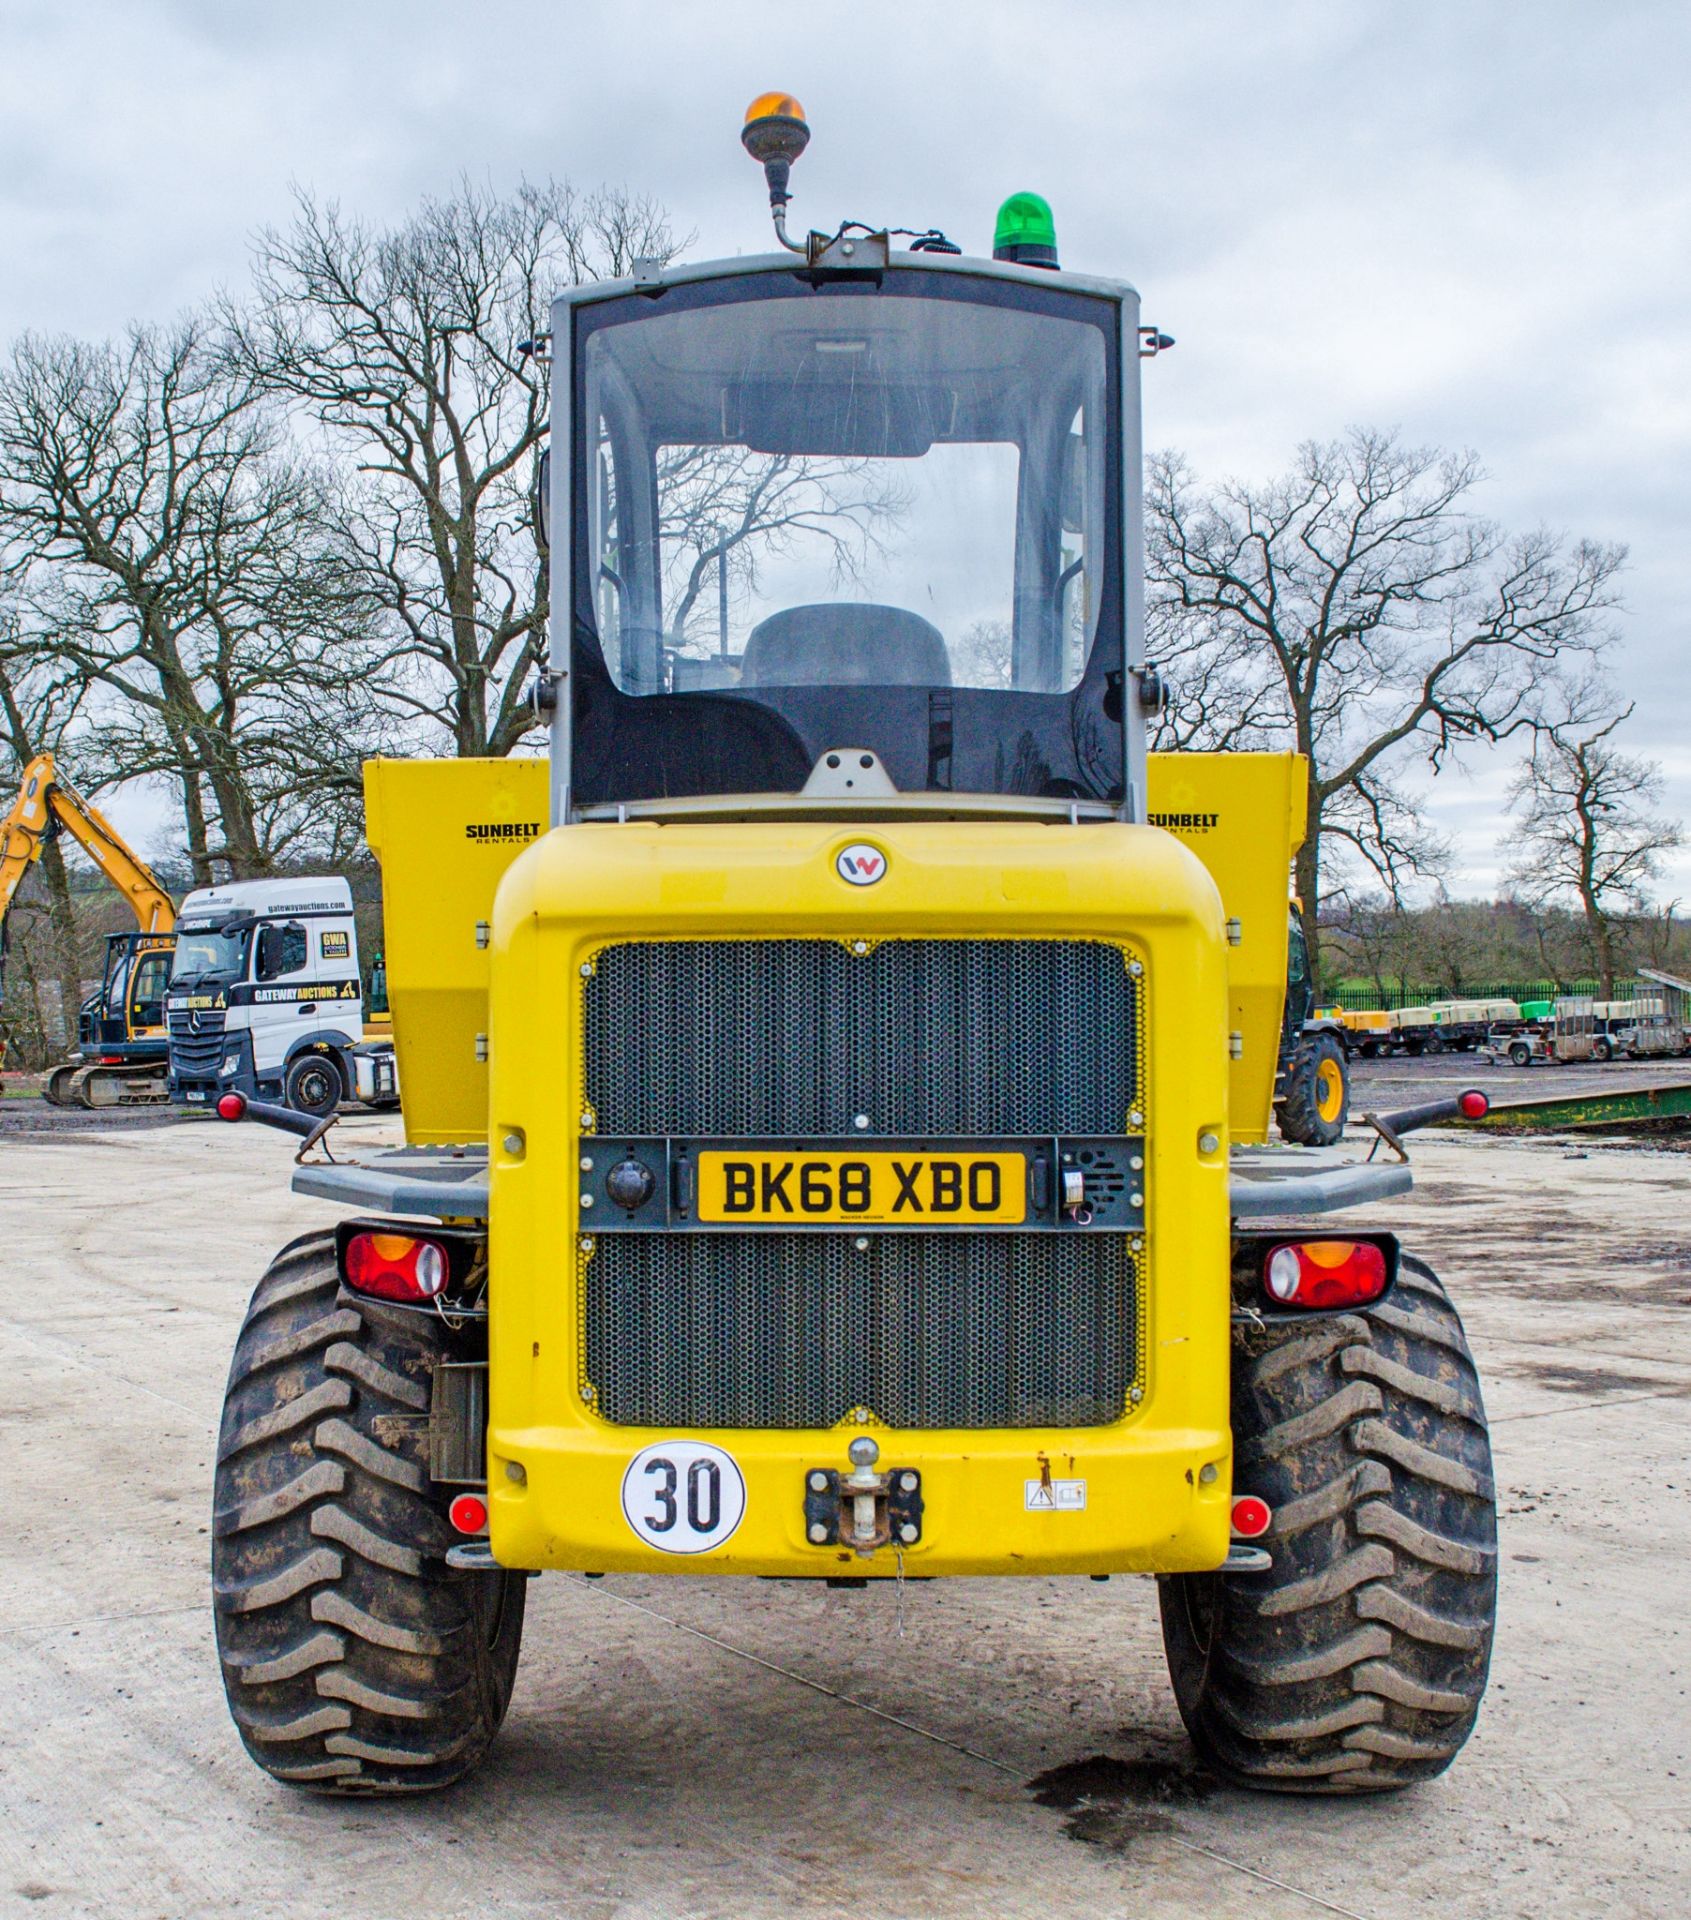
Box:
[570,269,1123,806]
[171,924,250,984]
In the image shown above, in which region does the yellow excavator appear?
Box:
[0,752,177,1106]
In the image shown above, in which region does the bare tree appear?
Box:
[1147,429,1624,973]
[230,180,677,757]
[1504,691,1682,996]
[655,445,907,655]
[950,620,1014,689]
[1147,595,1288,753]
[0,624,88,1054]
[0,321,378,881]
[1322,893,1416,1005]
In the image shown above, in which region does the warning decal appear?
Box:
[1024,1478,1087,1512]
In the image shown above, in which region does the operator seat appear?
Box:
[740,604,951,688]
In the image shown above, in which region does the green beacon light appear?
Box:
[993,191,1059,270]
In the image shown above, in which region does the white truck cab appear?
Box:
[165,876,398,1117]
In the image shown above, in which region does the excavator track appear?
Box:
[41,1063,81,1107]
[41,1059,170,1109]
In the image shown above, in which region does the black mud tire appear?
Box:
[1276,1032,1349,1147]
[284,1050,344,1119]
[1157,1255,1496,1792]
[1592,1035,1613,1064]
[1507,1040,1532,1069]
[212,1232,525,1793]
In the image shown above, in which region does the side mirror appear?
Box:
[255,925,282,982]
[255,921,307,982]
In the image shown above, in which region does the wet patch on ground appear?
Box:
[0,1099,184,1138]
[1609,1241,1691,1269]
[1519,1360,1681,1396]
[1027,1752,1217,1849]
[1371,1180,1505,1208]
[1484,1270,1691,1308]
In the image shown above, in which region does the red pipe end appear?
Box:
[1231,1495,1272,1539]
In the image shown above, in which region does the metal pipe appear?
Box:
[215,1092,321,1139]
[1373,1091,1488,1137]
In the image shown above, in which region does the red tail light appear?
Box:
[1264,1239,1389,1310]
[1231,1495,1272,1538]
[343,1231,449,1302]
[448,1492,489,1535]
[1458,1089,1489,1119]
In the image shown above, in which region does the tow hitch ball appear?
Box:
[804,1436,923,1555]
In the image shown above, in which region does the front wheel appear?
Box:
[1507,1041,1532,1068]
[284,1050,344,1118]
[1158,1256,1497,1792]
[1592,1036,1613,1063]
[212,1233,525,1792]
[1276,1033,1349,1147]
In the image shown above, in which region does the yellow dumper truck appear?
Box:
[210,99,1497,1796]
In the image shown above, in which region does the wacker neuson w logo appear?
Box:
[466,821,540,842]
[835,843,887,885]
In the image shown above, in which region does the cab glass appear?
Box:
[570,269,1123,806]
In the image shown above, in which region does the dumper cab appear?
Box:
[211,101,1498,1799]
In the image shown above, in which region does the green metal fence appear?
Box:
[1325,980,1619,1012]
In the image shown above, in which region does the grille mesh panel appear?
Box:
[585,937,1136,1137]
[167,1008,224,1074]
[584,1233,1139,1429]
[581,937,1144,1430]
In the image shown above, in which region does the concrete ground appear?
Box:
[1,1079,1687,1920]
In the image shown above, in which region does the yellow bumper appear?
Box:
[487,1422,1233,1577]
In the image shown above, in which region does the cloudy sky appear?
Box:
[3,0,1686,894]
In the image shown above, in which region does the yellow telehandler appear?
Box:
[209,98,1497,1797]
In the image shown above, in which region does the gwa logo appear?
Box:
[835,843,888,886]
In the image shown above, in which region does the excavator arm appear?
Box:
[0,752,176,935]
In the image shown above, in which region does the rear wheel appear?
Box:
[212,1233,525,1793]
[1592,1036,1613,1063]
[1158,1256,1496,1792]
[1507,1041,1532,1068]
[1277,1033,1349,1146]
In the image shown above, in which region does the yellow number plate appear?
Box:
[697,1151,1027,1224]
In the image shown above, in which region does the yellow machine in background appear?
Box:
[210,98,1497,1804]
[0,752,177,1105]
